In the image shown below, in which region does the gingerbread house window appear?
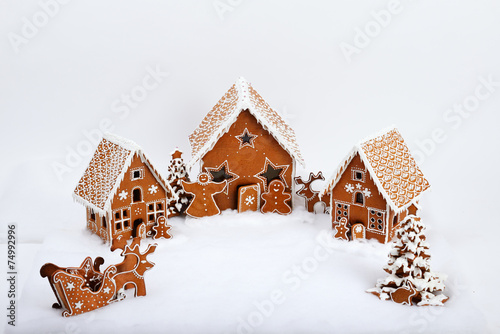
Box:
[335,202,349,222]
[368,209,385,232]
[209,165,234,183]
[236,128,258,149]
[132,188,142,203]
[90,209,95,221]
[101,216,107,228]
[351,169,365,182]
[258,160,286,189]
[147,200,165,224]
[355,192,364,205]
[130,167,144,181]
[393,214,399,227]
[114,208,130,231]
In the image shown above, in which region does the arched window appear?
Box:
[355,192,364,205]
[132,188,142,203]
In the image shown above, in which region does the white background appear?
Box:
[1,0,499,333]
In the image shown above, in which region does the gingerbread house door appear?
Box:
[132,219,147,239]
[351,223,365,240]
[131,201,146,238]
[238,184,260,213]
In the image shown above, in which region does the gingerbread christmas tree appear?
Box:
[367,215,448,306]
[166,149,192,217]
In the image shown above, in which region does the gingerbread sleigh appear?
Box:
[40,238,157,317]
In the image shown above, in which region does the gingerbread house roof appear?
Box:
[188,77,305,169]
[73,133,175,216]
[320,127,430,213]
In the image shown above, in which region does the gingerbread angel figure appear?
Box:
[181,173,227,218]
[261,179,292,215]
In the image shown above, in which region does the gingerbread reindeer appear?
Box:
[111,237,157,298]
[294,172,327,213]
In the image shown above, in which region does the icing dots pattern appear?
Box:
[360,129,430,209]
[189,84,239,159]
[74,138,132,211]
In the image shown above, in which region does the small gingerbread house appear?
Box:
[320,127,430,243]
[188,77,305,212]
[73,133,175,242]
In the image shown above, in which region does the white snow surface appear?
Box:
[8,211,486,333]
[1,0,500,333]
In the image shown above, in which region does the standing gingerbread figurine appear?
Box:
[181,173,227,218]
[261,179,292,215]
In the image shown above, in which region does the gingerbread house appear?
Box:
[320,127,430,243]
[73,133,175,242]
[188,77,305,212]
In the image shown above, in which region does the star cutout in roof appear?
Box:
[205,161,239,195]
[236,128,258,149]
[255,158,289,190]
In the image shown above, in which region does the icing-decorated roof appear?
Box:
[321,127,430,212]
[73,133,174,215]
[188,77,305,168]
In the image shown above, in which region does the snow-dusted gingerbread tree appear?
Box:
[367,215,448,306]
[166,149,192,217]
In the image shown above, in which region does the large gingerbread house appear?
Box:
[320,127,430,243]
[188,77,305,212]
[73,133,175,242]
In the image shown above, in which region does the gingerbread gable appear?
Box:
[73,133,174,216]
[321,127,430,213]
[188,77,305,169]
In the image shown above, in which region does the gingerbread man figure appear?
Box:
[181,173,227,218]
[152,216,173,240]
[334,217,349,240]
[261,179,292,215]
